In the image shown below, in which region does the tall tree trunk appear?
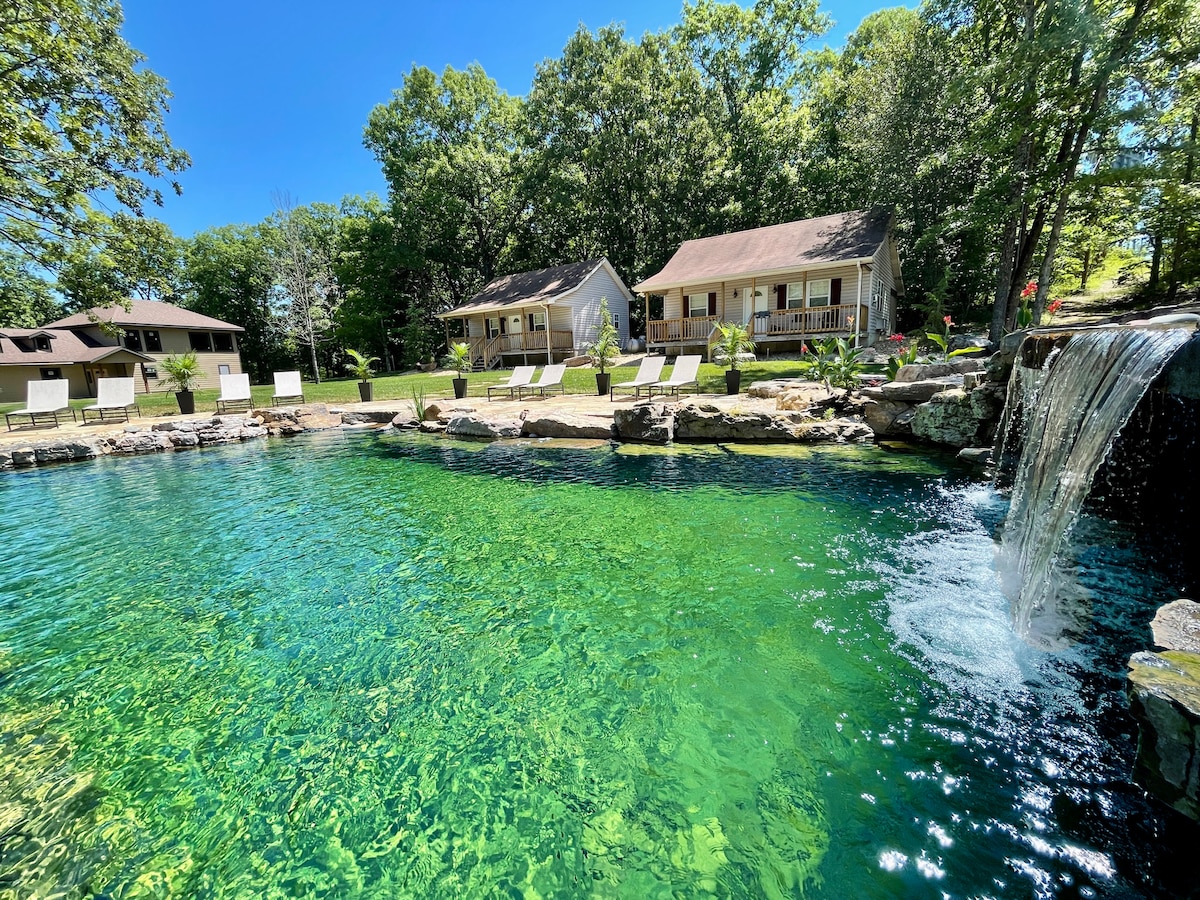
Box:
[1149,234,1163,289]
[1080,247,1092,291]
[1033,188,1071,322]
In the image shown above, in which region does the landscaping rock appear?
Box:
[748,379,810,399]
[0,449,10,470]
[863,399,918,437]
[33,441,100,463]
[674,402,805,442]
[422,403,444,422]
[613,402,674,443]
[419,420,447,434]
[911,383,1007,448]
[169,432,201,448]
[957,447,993,466]
[391,412,419,428]
[774,385,836,411]
[10,448,36,467]
[1152,599,1200,653]
[113,431,174,454]
[446,413,523,439]
[1127,649,1200,820]
[947,335,994,356]
[522,412,616,440]
[880,379,961,404]
[894,360,984,382]
[341,409,399,426]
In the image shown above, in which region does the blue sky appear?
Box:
[119,0,881,238]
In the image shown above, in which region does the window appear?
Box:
[530,311,546,332]
[143,330,162,352]
[213,332,235,353]
[786,283,805,309]
[687,294,708,317]
[34,335,51,351]
[39,367,62,379]
[189,331,213,352]
[612,313,620,333]
[485,317,501,339]
[218,364,231,375]
[872,274,887,310]
[123,329,142,351]
[807,279,831,307]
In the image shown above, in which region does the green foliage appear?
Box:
[0,248,61,327]
[443,341,473,375]
[713,321,755,370]
[410,387,427,420]
[589,298,620,374]
[0,0,190,262]
[344,349,380,382]
[158,351,202,393]
[885,341,924,381]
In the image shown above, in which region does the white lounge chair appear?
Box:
[5,379,75,430]
[650,355,702,397]
[81,377,139,423]
[488,365,537,400]
[518,364,567,399]
[271,371,305,404]
[215,373,253,413]
[609,356,666,400]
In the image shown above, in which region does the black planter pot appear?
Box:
[596,373,611,396]
[358,381,374,402]
[725,370,741,395]
[176,390,195,414]
[453,377,468,399]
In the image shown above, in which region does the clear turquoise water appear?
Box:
[0,432,1193,897]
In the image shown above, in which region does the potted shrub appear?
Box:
[714,322,755,394]
[345,349,380,402]
[444,341,472,399]
[159,351,202,414]
[589,297,620,396]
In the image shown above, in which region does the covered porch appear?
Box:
[441,308,573,370]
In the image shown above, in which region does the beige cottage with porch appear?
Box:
[436,259,633,370]
[634,208,902,355]
[8,300,247,397]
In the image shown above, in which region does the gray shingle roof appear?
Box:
[438,259,607,317]
[46,299,244,332]
[0,328,154,366]
[634,209,892,292]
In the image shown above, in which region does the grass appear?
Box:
[0,359,817,417]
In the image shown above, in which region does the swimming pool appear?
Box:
[0,431,1191,897]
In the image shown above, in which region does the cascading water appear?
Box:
[996,325,1196,648]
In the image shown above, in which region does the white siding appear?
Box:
[869,238,898,336]
[555,264,632,350]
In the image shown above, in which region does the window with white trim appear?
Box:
[807,279,831,307]
[686,294,708,317]
[612,313,620,333]
[530,311,547,332]
[785,283,805,309]
[485,317,501,339]
[872,274,886,310]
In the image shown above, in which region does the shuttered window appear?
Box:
[807,279,831,307]
[786,283,805,309]
[686,294,709,317]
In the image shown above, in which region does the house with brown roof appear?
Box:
[634,208,903,354]
[0,301,246,399]
[435,258,633,369]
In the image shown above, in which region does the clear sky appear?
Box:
[119,0,880,238]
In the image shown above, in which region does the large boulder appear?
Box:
[673,401,872,443]
[1152,599,1200,652]
[522,412,616,440]
[33,441,103,464]
[911,383,1008,448]
[985,329,1030,383]
[775,385,837,411]
[863,399,918,438]
[747,379,811,399]
[445,413,523,439]
[1128,649,1200,820]
[113,431,175,454]
[613,403,674,443]
[894,359,984,382]
[880,378,961,404]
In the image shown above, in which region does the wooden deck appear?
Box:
[646,304,863,350]
[468,330,575,368]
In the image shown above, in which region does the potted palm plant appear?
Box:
[345,349,380,402]
[159,351,202,414]
[589,297,620,396]
[444,341,472,399]
[714,322,755,394]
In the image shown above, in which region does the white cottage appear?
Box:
[436,258,634,369]
[634,208,903,353]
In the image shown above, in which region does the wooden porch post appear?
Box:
[720,281,726,321]
[544,304,552,364]
[855,263,863,349]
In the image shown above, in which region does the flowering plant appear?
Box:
[925,314,974,363]
[1017,280,1037,328]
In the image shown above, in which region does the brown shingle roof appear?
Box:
[634,208,892,293]
[0,328,154,366]
[45,299,244,332]
[437,259,607,317]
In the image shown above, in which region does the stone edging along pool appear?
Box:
[0,386,892,472]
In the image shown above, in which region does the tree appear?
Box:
[0,246,61,326]
[182,223,288,382]
[56,212,182,311]
[270,195,342,383]
[0,0,189,261]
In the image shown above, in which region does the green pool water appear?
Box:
[0,432,1192,897]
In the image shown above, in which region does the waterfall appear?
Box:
[997,326,1195,648]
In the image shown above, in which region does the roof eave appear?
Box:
[634,255,878,293]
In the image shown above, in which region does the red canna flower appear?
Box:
[1047,298,1063,316]
[801,344,809,354]
[888,333,906,344]
[943,315,954,327]
[1021,280,1037,299]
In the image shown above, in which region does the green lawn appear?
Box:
[0,359,816,417]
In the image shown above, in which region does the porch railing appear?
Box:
[748,304,862,338]
[647,315,718,345]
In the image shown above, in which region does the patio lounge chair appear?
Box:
[5,379,76,431]
[215,373,253,413]
[518,364,566,399]
[271,371,305,404]
[609,356,666,400]
[650,355,702,397]
[81,377,139,423]
[487,365,537,400]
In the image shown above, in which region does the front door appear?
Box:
[742,286,767,323]
[509,315,523,350]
